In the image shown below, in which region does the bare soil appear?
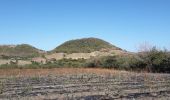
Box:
[0,68,169,100]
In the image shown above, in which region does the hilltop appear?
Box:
[0,44,44,58]
[51,38,122,53]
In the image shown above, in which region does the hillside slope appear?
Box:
[51,38,122,53]
[0,44,44,58]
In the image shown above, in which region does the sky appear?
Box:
[0,0,170,52]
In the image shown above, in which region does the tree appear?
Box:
[141,47,170,73]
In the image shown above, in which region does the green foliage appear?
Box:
[84,58,101,68]
[0,44,42,59]
[140,47,170,73]
[49,58,86,68]
[0,64,18,69]
[85,47,170,73]
[52,38,121,53]
[85,55,147,71]
[85,56,118,69]
[0,58,86,69]
[100,56,118,68]
[0,50,169,73]
[126,57,146,71]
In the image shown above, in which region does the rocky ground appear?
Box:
[0,68,169,100]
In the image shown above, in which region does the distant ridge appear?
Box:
[0,44,44,58]
[0,38,124,58]
[51,38,122,53]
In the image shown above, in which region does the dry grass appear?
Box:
[0,68,128,77]
[0,68,169,99]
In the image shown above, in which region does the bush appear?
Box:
[128,57,147,71]
[85,56,118,69]
[84,58,102,68]
[45,58,86,68]
[100,56,117,69]
[139,47,170,73]
[85,55,147,71]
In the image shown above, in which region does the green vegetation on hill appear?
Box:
[0,44,43,59]
[85,47,170,73]
[0,38,169,73]
[52,38,121,53]
[0,46,169,73]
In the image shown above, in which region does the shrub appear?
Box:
[139,47,170,73]
[85,55,147,71]
[85,56,118,69]
[100,56,118,69]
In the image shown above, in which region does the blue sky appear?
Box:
[0,0,170,52]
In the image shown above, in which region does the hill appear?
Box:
[0,44,44,59]
[51,38,122,53]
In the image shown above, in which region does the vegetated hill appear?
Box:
[0,44,44,58]
[51,38,122,53]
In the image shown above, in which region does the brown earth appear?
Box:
[42,49,133,61]
[0,68,169,100]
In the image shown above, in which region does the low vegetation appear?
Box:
[0,44,44,59]
[0,58,86,69]
[1,47,169,73]
[52,38,121,53]
[84,47,170,73]
[84,55,146,70]
[0,38,169,99]
[0,38,169,73]
[139,47,170,73]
